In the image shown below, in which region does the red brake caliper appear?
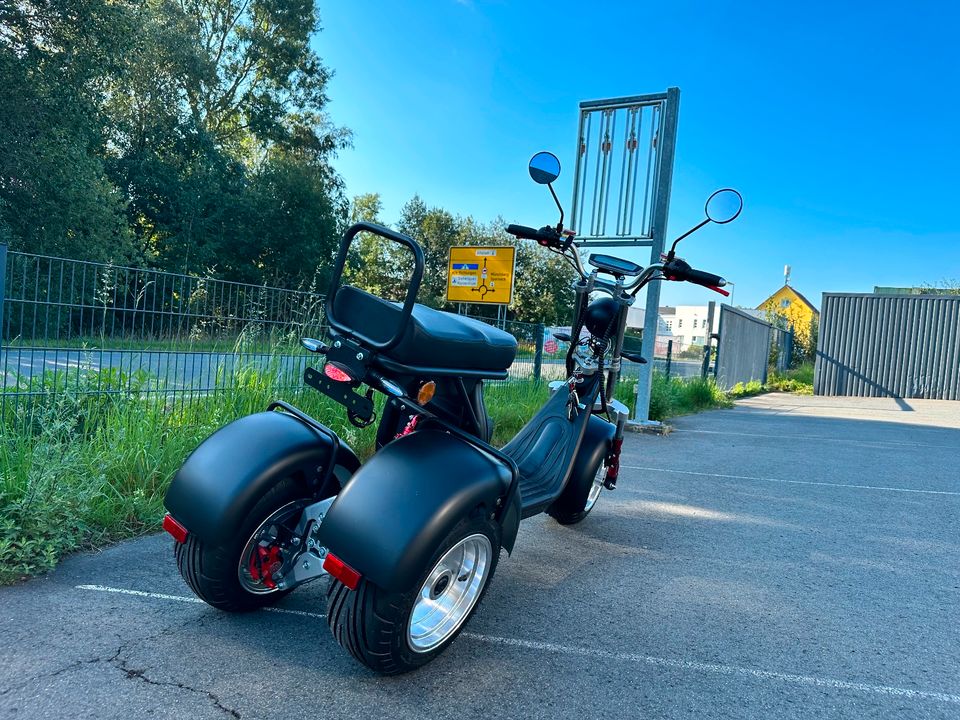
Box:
[249,544,284,589]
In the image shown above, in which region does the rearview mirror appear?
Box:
[528,151,561,185]
[705,188,743,224]
[667,187,743,258]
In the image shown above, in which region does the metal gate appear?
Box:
[814,293,960,400]
[568,88,680,421]
[714,305,772,390]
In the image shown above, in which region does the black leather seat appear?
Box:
[332,286,517,373]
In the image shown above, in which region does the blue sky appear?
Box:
[316,1,959,308]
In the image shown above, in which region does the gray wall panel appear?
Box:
[715,306,772,390]
[814,293,960,400]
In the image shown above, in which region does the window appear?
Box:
[678,319,683,328]
[780,299,790,308]
[665,320,673,330]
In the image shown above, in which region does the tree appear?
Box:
[342,193,409,297]
[397,195,461,307]
[227,149,346,287]
[0,0,349,283]
[0,0,136,261]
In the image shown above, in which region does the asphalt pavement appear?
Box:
[2,393,958,719]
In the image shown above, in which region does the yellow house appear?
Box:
[757,285,819,353]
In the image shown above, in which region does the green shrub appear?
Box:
[768,362,814,394]
[728,380,765,398]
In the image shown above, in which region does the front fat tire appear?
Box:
[174,476,312,612]
[326,515,500,675]
[547,459,606,526]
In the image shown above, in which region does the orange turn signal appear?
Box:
[417,380,436,405]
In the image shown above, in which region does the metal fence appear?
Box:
[0,246,679,431]
[814,293,960,400]
[1,247,328,429]
[714,305,773,390]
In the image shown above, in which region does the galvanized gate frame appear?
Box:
[568,88,680,421]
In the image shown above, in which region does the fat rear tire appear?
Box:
[174,476,310,612]
[326,514,500,674]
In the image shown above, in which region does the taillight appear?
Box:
[323,363,354,383]
[162,513,189,544]
[323,552,362,590]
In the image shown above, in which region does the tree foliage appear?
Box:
[0,0,347,285]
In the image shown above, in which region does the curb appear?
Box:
[624,421,673,436]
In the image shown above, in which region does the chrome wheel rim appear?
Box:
[237,499,307,594]
[584,464,607,512]
[408,533,493,653]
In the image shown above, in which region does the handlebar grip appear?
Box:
[506,224,540,240]
[664,260,726,289]
[506,224,563,248]
[684,268,727,288]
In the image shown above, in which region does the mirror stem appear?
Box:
[668,217,711,257]
[547,182,564,232]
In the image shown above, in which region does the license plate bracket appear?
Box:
[303,366,374,423]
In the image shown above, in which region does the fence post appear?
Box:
[0,243,6,344]
[784,325,794,371]
[701,301,716,378]
[665,340,672,378]
[533,324,544,382]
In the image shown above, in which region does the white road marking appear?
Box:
[461,633,960,705]
[623,466,960,497]
[75,584,960,705]
[679,428,956,450]
[75,584,326,619]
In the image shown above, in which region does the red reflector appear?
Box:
[162,514,189,544]
[323,363,353,383]
[323,552,362,590]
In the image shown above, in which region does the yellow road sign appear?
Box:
[446,246,516,305]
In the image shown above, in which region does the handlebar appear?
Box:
[506,221,729,296]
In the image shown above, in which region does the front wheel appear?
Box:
[547,460,607,525]
[326,514,500,674]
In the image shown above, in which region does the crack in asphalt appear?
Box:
[0,654,109,698]
[1,618,240,719]
[110,660,241,719]
[105,622,242,719]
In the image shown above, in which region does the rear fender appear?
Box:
[164,410,360,545]
[315,429,513,592]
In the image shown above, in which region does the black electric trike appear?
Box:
[162,151,742,674]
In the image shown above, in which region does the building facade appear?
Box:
[626,304,721,353]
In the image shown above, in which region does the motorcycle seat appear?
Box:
[332,286,518,373]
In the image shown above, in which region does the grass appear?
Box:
[648,373,732,420]
[0,361,382,585]
[0,365,755,585]
[767,363,815,395]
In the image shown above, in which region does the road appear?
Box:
[3,393,957,719]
